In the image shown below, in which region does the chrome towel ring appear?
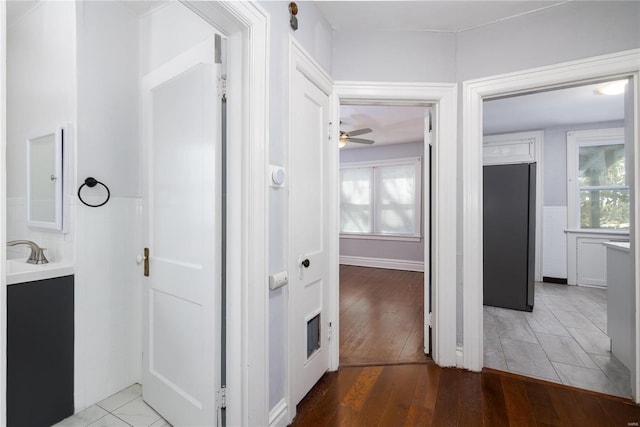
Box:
[78,177,110,207]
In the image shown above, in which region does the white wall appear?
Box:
[74,196,141,409]
[339,142,425,265]
[6,1,76,262]
[73,1,142,411]
[456,1,640,81]
[138,2,215,78]
[257,0,333,412]
[77,1,140,198]
[332,30,456,82]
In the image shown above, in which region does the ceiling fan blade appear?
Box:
[346,128,373,137]
[347,137,375,144]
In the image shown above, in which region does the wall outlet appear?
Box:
[269,271,288,289]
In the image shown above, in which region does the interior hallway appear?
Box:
[340,265,429,366]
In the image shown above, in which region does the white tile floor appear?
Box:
[53,384,171,427]
[484,281,632,398]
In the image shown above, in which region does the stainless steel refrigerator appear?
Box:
[483,162,536,312]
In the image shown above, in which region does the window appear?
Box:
[567,128,628,230]
[340,157,422,239]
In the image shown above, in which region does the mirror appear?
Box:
[27,126,64,231]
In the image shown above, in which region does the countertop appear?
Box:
[603,241,631,253]
[6,259,75,285]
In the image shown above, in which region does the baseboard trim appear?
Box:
[269,398,289,427]
[456,345,464,368]
[543,276,568,284]
[339,255,424,272]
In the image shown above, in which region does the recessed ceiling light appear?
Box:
[594,80,628,96]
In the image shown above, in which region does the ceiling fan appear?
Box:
[339,128,374,148]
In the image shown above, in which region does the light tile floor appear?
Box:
[53,384,171,427]
[484,281,632,398]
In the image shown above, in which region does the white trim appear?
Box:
[631,72,640,405]
[462,48,640,397]
[341,156,421,169]
[566,127,627,230]
[456,346,464,367]
[182,2,270,425]
[0,2,6,425]
[483,131,539,165]
[340,233,422,242]
[26,125,64,231]
[565,228,630,235]
[268,399,289,427]
[334,81,458,368]
[340,256,424,272]
[483,130,544,282]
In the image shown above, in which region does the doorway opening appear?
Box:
[481,80,632,398]
[337,103,432,366]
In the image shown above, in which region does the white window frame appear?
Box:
[567,127,628,231]
[340,156,422,241]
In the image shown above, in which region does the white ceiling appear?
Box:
[340,105,428,149]
[483,82,625,135]
[316,1,567,32]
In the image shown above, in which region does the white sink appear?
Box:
[6,259,74,285]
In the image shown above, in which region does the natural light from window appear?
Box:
[578,142,628,229]
[340,158,421,238]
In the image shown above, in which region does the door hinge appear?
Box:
[217,385,227,409]
[328,122,333,141]
[217,74,227,99]
[426,312,433,328]
[328,321,332,341]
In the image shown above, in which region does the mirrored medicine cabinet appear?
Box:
[27,125,64,231]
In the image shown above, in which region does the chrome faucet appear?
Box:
[7,240,49,264]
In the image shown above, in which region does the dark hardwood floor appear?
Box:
[291,363,640,426]
[292,265,640,426]
[340,265,428,365]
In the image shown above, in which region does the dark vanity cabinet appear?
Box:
[7,275,74,426]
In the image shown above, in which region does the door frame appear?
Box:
[331,81,459,370]
[0,2,6,424]
[177,2,270,425]
[462,48,640,402]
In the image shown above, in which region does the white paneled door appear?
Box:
[141,38,220,426]
[290,59,332,406]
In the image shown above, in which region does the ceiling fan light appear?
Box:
[339,138,347,148]
[594,80,628,96]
